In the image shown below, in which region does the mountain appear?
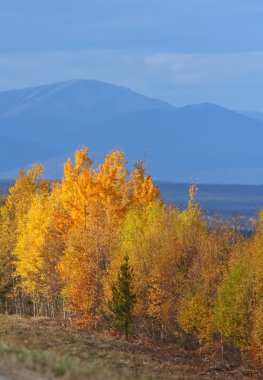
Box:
[0,135,59,173]
[85,103,263,183]
[239,110,263,122]
[0,79,263,184]
[0,79,172,148]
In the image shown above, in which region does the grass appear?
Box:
[0,315,261,380]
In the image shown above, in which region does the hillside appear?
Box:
[1,80,263,183]
[0,135,59,174]
[0,315,261,380]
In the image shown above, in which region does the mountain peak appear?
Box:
[180,102,231,112]
[0,79,172,120]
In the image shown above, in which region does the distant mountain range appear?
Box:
[1,79,263,184]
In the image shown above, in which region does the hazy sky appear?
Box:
[1,0,263,110]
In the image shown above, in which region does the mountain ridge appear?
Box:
[0,79,263,184]
[0,79,173,119]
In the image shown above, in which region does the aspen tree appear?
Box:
[14,184,64,315]
[0,164,48,313]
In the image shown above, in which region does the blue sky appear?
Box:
[0,0,263,110]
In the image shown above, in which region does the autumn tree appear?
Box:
[129,160,160,208]
[214,258,254,357]
[0,164,48,314]
[244,216,263,362]
[177,225,242,348]
[59,149,130,326]
[60,147,94,230]
[14,183,64,317]
[105,201,182,339]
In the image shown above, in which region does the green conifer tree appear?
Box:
[108,255,136,340]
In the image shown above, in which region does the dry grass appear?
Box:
[0,315,261,380]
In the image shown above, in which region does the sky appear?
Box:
[0,0,263,110]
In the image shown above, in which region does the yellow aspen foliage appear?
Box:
[3,164,48,229]
[94,150,129,225]
[14,184,63,301]
[58,226,104,326]
[59,148,133,325]
[172,186,207,285]
[60,148,130,231]
[58,211,118,325]
[252,299,263,363]
[129,161,160,208]
[176,195,242,347]
[15,193,48,295]
[0,164,48,307]
[246,227,263,361]
[214,258,254,353]
[104,201,182,337]
[3,145,263,364]
[60,148,159,234]
[0,208,15,306]
[60,147,94,230]
[177,291,212,344]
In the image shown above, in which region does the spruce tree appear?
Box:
[108,255,136,340]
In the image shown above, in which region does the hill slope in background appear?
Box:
[0,135,59,173]
[1,79,263,183]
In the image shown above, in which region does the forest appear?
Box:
[0,147,263,366]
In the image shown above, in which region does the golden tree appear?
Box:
[0,164,48,313]
[14,183,64,316]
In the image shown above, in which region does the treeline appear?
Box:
[0,147,263,363]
